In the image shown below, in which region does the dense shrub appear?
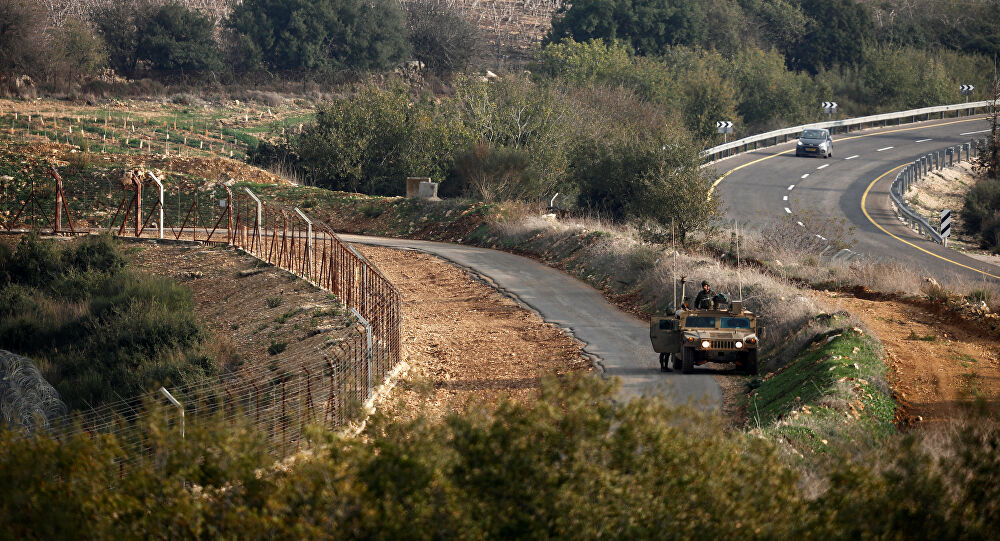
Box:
[227,0,410,73]
[3,374,1000,538]
[572,136,718,240]
[451,143,542,202]
[0,234,216,409]
[963,176,1000,251]
[294,84,471,193]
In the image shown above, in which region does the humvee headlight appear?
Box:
[735,341,743,349]
[701,340,711,349]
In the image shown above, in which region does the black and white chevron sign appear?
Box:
[822,101,838,110]
[960,85,975,94]
[716,121,733,133]
[940,209,952,238]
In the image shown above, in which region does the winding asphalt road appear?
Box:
[340,234,721,408]
[713,115,1000,284]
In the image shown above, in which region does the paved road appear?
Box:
[341,234,722,408]
[714,116,1000,284]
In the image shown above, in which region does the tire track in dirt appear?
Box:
[355,245,589,418]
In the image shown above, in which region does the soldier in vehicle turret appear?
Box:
[693,280,715,310]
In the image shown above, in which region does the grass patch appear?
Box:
[746,323,896,460]
[275,307,303,324]
[0,234,217,411]
[267,341,287,355]
[265,295,283,308]
[906,330,937,341]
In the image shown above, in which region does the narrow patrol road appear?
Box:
[340,234,722,408]
[714,116,1000,284]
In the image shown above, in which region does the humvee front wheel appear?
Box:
[682,347,696,374]
[671,352,682,371]
[743,350,759,375]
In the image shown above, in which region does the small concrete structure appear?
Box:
[406,177,428,198]
[418,180,441,201]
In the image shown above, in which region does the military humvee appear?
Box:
[650,298,761,374]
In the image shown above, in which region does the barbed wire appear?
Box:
[0,167,403,471]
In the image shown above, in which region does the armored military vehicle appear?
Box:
[650,296,761,375]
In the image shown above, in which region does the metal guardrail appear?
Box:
[702,100,992,163]
[888,138,987,244]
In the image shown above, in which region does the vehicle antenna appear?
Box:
[672,217,676,311]
[736,219,744,303]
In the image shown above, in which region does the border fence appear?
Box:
[1,168,401,472]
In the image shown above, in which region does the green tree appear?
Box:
[405,1,480,77]
[740,0,809,54]
[294,84,471,194]
[140,2,221,72]
[788,0,874,74]
[533,38,636,87]
[91,0,154,77]
[0,0,47,74]
[227,0,409,72]
[47,18,107,82]
[572,136,719,240]
[728,47,818,131]
[456,76,572,195]
[546,0,714,55]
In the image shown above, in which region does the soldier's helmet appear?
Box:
[701,280,710,287]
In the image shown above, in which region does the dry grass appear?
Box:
[490,213,829,369]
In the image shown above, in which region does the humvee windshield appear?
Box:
[685,316,716,328]
[720,317,751,329]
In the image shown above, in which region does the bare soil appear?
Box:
[128,241,352,371]
[820,291,1000,424]
[355,244,589,419]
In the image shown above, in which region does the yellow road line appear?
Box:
[710,116,986,193]
[860,165,1000,280]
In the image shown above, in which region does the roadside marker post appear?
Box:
[822,102,838,122]
[940,209,952,247]
[716,121,734,143]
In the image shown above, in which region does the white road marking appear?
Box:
[801,173,809,179]
[784,207,792,214]
[787,184,795,190]
[797,221,805,227]
[783,195,788,201]
[960,129,990,135]
[877,146,894,152]
[845,155,859,160]
[817,164,829,170]
[915,138,932,143]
